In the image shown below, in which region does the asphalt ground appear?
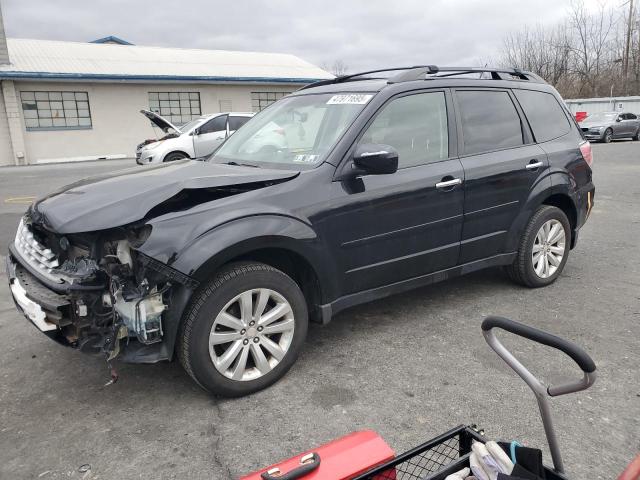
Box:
[0,145,638,479]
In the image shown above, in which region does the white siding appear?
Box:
[12,81,296,163]
[2,80,26,165]
[565,96,640,116]
[0,87,14,165]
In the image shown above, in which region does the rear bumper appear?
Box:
[571,182,595,248]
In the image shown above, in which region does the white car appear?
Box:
[136,110,254,164]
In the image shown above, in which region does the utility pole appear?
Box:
[623,0,634,95]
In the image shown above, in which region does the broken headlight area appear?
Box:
[12,218,196,366]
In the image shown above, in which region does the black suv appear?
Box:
[6,66,594,396]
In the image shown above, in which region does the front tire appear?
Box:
[164,151,188,162]
[506,206,571,288]
[632,128,639,141]
[178,262,308,397]
[602,128,613,143]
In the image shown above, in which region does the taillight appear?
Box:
[579,141,593,167]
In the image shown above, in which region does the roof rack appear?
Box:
[301,65,545,90]
[389,66,544,83]
[299,65,440,90]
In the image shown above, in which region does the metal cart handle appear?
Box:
[481,316,597,475]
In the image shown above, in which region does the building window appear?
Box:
[251,91,291,112]
[148,92,201,126]
[20,91,92,130]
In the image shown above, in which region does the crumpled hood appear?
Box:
[33,160,299,233]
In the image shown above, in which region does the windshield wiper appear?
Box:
[224,161,260,168]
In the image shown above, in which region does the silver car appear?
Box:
[136,111,254,164]
[579,111,640,143]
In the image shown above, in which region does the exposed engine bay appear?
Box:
[6,160,300,385]
[9,215,197,378]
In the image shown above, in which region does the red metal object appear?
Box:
[619,453,640,480]
[575,111,588,122]
[241,430,395,480]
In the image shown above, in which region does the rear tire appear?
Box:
[602,128,613,143]
[178,262,308,397]
[164,151,188,162]
[506,206,571,288]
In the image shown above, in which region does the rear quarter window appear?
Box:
[514,89,570,143]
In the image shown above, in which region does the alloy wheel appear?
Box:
[532,219,566,279]
[209,288,295,381]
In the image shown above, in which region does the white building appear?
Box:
[0,18,331,166]
[565,96,640,117]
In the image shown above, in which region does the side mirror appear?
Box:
[352,144,398,175]
[192,127,200,136]
[616,117,622,122]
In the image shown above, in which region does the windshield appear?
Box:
[585,112,617,123]
[210,93,374,168]
[180,117,207,133]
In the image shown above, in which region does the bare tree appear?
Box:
[622,0,635,94]
[500,23,571,86]
[496,0,640,98]
[567,0,616,96]
[321,60,349,77]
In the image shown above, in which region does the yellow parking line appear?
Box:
[4,196,36,204]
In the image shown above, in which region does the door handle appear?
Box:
[526,161,544,170]
[435,178,462,189]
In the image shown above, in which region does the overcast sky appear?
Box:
[2,0,619,73]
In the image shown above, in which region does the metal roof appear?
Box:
[565,96,640,103]
[0,38,334,84]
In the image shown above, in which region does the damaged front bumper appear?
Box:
[6,255,70,340]
[6,220,198,366]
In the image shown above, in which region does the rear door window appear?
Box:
[513,90,571,143]
[456,90,524,155]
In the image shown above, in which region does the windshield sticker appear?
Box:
[293,154,320,163]
[326,94,373,105]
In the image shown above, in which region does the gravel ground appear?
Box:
[0,145,638,479]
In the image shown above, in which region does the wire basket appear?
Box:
[354,424,566,480]
[353,425,484,480]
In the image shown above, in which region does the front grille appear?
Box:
[581,127,589,132]
[13,218,64,283]
[135,151,141,160]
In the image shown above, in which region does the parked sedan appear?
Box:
[580,111,640,143]
[136,111,254,164]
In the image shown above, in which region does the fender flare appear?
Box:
[169,215,337,302]
[145,215,337,360]
[504,173,577,252]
